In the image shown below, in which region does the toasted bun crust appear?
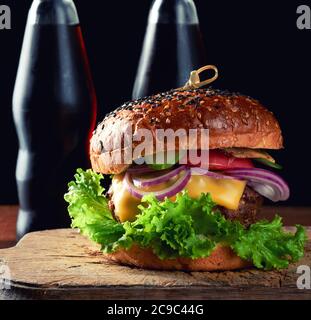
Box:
[91,88,283,174]
[104,244,251,271]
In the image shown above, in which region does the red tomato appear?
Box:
[186,150,254,170]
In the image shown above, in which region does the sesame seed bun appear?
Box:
[90,88,283,174]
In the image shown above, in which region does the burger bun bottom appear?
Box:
[104,244,251,271]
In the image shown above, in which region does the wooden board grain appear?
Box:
[0,228,311,300]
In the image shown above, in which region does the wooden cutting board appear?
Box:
[0,228,310,300]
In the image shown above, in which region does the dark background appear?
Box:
[0,0,310,205]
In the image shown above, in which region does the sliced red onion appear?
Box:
[247,181,282,203]
[190,167,237,180]
[124,169,191,201]
[222,168,290,202]
[132,165,187,188]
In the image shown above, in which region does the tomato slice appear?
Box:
[187,150,254,170]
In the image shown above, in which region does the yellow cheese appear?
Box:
[109,175,141,222]
[110,173,246,222]
[185,175,246,210]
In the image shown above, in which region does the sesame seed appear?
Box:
[97,140,104,153]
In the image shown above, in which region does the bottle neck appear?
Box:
[28,0,79,25]
[149,0,199,24]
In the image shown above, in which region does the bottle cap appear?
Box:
[149,0,199,24]
[28,0,79,25]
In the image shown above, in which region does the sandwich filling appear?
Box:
[65,149,307,270]
[109,173,247,222]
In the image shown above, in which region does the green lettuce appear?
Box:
[64,169,124,252]
[64,169,307,270]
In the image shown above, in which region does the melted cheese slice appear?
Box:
[110,174,246,222]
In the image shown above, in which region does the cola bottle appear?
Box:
[12,0,97,239]
[132,0,208,99]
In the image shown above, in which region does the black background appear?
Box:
[0,0,310,206]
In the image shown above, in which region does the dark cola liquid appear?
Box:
[13,24,97,238]
[132,23,207,99]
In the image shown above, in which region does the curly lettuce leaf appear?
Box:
[121,193,218,259]
[64,169,307,270]
[232,218,307,269]
[64,169,125,252]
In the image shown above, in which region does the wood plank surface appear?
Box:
[0,228,310,300]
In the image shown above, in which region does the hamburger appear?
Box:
[65,88,307,271]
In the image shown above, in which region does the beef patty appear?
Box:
[217,186,263,227]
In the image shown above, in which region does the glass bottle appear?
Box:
[13,0,97,239]
[132,0,207,99]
